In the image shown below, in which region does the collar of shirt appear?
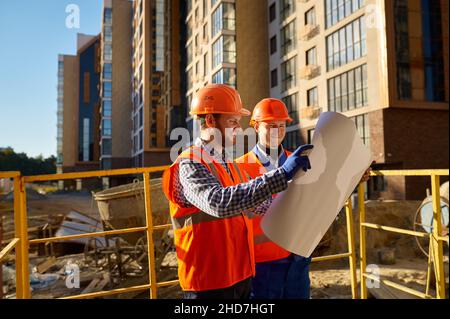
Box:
[254,143,287,170]
[194,137,233,164]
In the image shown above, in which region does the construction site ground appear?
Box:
[1,188,448,299]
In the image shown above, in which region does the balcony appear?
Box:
[299,65,321,80]
[300,106,322,120]
[299,24,320,41]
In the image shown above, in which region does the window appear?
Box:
[307,87,318,106]
[195,61,200,75]
[203,53,208,75]
[187,42,193,66]
[83,72,90,103]
[203,24,208,42]
[104,26,112,42]
[212,68,236,87]
[82,118,90,161]
[104,8,112,24]
[281,57,296,92]
[326,16,366,71]
[280,21,296,56]
[355,66,362,107]
[305,7,316,25]
[279,0,295,21]
[270,35,277,55]
[351,113,370,147]
[103,82,112,98]
[394,0,411,100]
[103,63,112,80]
[138,85,143,106]
[271,69,278,88]
[203,0,208,17]
[328,64,368,112]
[212,38,222,68]
[283,93,301,151]
[269,3,276,22]
[102,139,112,156]
[212,35,236,68]
[212,2,235,36]
[102,119,112,136]
[104,44,112,60]
[101,158,112,170]
[325,0,365,28]
[102,100,112,117]
[306,47,317,65]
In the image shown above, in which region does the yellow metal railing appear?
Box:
[24,167,175,299]
[1,167,359,299]
[311,199,358,299]
[359,169,449,299]
[0,172,25,298]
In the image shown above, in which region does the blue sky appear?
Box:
[0,0,102,158]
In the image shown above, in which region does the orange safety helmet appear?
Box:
[190,84,251,116]
[250,98,293,126]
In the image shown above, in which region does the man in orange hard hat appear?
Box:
[236,98,372,299]
[236,98,312,299]
[162,85,314,299]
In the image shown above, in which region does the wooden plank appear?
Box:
[80,274,110,296]
[36,257,57,274]
[81,278,101,295]
[368,281,420,299]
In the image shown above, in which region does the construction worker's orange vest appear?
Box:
[162,146,255,292]
[235,150,292,263]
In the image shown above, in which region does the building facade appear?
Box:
[57,34,101,190]
[160,0,188,145]
[99,0,133,170]
[267,0,448,199]
[131,0,170,168]
[57,54,78,189]
[77,34,101,168]
[56,0,448,198]
[183,0,271,138]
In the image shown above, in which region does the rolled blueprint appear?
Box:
[261,112,373,257]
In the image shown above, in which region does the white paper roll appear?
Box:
[261,112,373,257]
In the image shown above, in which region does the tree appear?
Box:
[0,147,56,175]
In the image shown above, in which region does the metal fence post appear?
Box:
[14,176,30,298]
[143,172,158,299]
[345,199,358,299]
[430,174,446,299]
[358,183,368,299]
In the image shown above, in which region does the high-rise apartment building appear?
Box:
[184,0,271,135]
[267,0,448,199]
[99,0,133,170]
[56,54,78,189]
[160,0,189,143]
[131,0,169,167]
[77,34,102,167]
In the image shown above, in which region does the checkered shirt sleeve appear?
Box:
[173,158,287,218]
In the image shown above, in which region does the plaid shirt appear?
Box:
[173,138,288,218]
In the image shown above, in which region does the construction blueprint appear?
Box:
[261,112,373,257]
